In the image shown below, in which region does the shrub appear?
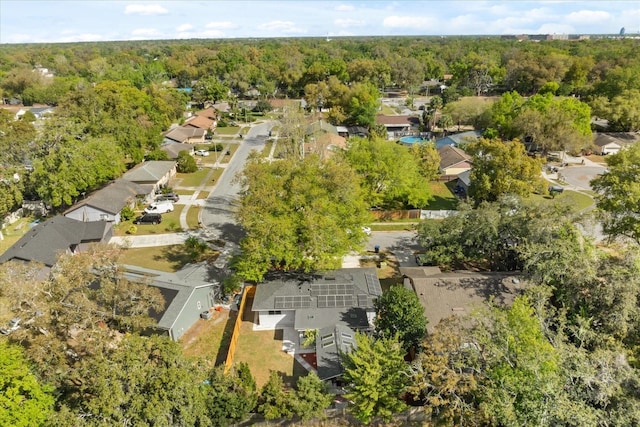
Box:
[126,225,137,235]
[176,151,197,173]
[121,206,135,221]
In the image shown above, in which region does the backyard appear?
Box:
[121,245,193,272]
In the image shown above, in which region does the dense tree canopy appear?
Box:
[235,154,370,281]
[374,285,427,351]
[591,143,640,244]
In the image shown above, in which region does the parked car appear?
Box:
[362,226,372,236]
[156,192,179,203]
[195,149,210,156]
[133,213,162,225]
[144,201,174,214]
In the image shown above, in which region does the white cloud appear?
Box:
[258,20,306,34]
[124,4,168,16]
[205,21,236,29]
[335,4,354,12]
[383,15,437,29]
[176,23,193,32]
[59,33,104,43]
[132,28,161,37]
[177,29,226,39]
[566,10,611,23]
[537,23,575,34]
[334,18,364,28]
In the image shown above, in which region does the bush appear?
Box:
[120,206,135,221]
[176,151,197,173]
[222,274,243,297]
[126,225,137,235]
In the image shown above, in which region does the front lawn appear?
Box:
[0,217,34,255]
[528,189,594,211]
[115,209,183,236]
[121,245,193,272]
[186,205,201,229]
[173,168,212,188]
[214,126,240,135]
[424,181,458,210]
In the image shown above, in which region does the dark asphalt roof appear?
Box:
[316,324,357,381]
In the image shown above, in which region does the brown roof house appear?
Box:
[592,133,627,156]
[164,126,206,144]
[438,145,472,177]
[184,115,215,130]
[375,114,420,139]
[400,267,528,333]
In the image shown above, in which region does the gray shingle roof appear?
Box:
[252,268,381,330]
[164,126,205,143]
[436,130,483,148]
[0,216,111,266]
[68,179,144,215]
[122,161,176,183]
[316,324,358,380]
[438,145,471,170]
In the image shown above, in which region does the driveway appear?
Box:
[342,230,422,268]
[559,165,606,191]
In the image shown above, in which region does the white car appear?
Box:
[144,201,174,214]
[362,226,372,236]
[195,149,210,156]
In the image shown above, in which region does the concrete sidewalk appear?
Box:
[109,232,191,248]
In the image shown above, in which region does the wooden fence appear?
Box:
[224,285,256,373]
[371,209,421,221]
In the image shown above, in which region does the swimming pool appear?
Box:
[399,136,428,145]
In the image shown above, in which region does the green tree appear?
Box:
[343,81,379,127]
[467,138,546,203]
[193,75,229,105]
[591,143,640,244]
[258,371,292,420]
[235,154,370,281]
[474,297,562,426]
[489,91,526,139]
[0,341,54,427]
[374,285,427,351]
[342,137,432,208]
[442,96,493,131]
[205,363,258,425]
[292,373,332,421]
[176,150,197,173]
[410,141,440,181]
[342,333,408,424]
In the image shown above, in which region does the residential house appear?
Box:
[456,169,472,194]
[64,179,147,223]
[265,98,306,112]
[163,126,206,145]
[160,141,195,159]
[0,216,113,274]
[121,160,176,194]
[375,114,420,139]
[316,324,357,381]
[593,133,623,155]
[184,115,215,130]
[304,133,347,159]
[400,267,528,333]
[123,264,220,341]
[252,268,381,333]
[435,130,483,149]
[438,145,472,177]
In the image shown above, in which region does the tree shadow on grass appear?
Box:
[153,245,192,271]
[215,308,238,366]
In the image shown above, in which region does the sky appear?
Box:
[1,1,639,44]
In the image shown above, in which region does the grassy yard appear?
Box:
[196,191,209,200]
[424,181,458,210]
[0,217,34,255]
[379,105,396,115]
[371,223,417,232]
[214,126,240,135]
[121,245,193,272]
[175,190,195,196]
[181,309,232,366]
[173,168,212,188]
[527,189,594,211]
[231,297,307,387]
[186,205,201,229]
[262,141,274,157]
[115,209,183,236]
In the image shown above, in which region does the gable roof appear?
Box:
[160,142,194,159]
[164,126,206,143]
[122,161,175,183]
[375,114,420,127]
[306,120,338,136]
[122,263,220,337]
[457,169,472,187]
[436,130,483,149]
[438,145,472,170]
[196,107,218,120]
[252,268,382,330]
[66,179,144,215]
[0,216,111,267]
[400,267,528,333]
[593,133,623,148]
[184,115,214,129]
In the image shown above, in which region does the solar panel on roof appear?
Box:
[311,283,355,296]
[317,294,355,308]
[274,296,312,309]
[365,272,382,296]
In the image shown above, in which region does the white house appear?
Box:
[593,133,622,155]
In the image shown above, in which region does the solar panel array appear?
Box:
[317,294,355,308]
[274,296,312,309]
[365,272,383,296]
[311,283,355,296]
[357,294,370,307]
